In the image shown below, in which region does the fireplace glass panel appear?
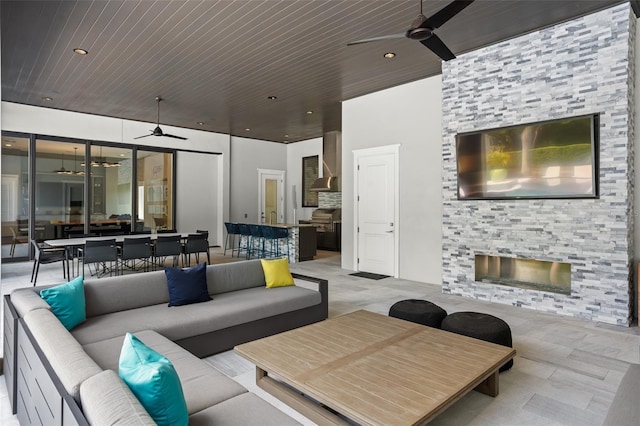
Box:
[475,254,571,295]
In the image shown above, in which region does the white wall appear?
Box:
[342,76,443,284]
[285,137,322,223]
[229,136,287,224]
[176,151,221,243]
[1,102,231,245]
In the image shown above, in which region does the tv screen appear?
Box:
[456,114,599,200]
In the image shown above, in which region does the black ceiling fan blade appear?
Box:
[347,33,405,46]
[422,0,474,30]
[420,34,456,61]
[163,134,188,140]
[134,134,153,139]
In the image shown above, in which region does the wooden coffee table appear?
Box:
[235,310,515,426]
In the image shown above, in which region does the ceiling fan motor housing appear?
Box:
[406,27,433,40]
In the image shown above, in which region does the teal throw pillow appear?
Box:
[39,275,86,330]
[119,333,188,426]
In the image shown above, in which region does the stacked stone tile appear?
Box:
[441,4,635,325]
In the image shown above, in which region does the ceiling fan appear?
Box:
[135,96,187,140]
[347,0,474,61]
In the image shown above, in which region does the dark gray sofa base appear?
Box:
[178,273,328,357]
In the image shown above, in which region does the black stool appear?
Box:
[388,299,448,328]
[441,311,513,372]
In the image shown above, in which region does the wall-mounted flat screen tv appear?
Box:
[456,114,599,200]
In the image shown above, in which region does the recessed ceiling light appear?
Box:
[5,143,12,147]
[73,48,88,55]
[306,110,313,115]
[120,154,125,157]
[42,96,53,101]
[267,96,277,100]
[284,134,289,138]
[383,52,396,59]
[197,122,204,125]
[245,128,251,131]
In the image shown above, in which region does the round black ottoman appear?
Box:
[441,312,513,372]
[388,299,447,328]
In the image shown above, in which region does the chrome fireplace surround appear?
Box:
[475,254,571,295]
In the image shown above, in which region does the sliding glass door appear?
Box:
[1,132,176,262]
[1,135,30,261]
[136,150,174,232]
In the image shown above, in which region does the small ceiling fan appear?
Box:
[135,96,187,140]
[347,0,474,61]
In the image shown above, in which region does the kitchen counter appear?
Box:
[246,223,316,262]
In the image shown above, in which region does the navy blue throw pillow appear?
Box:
[164,262,212,307]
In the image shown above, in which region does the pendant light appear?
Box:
[54,154,69,174]
[73,147,84,175]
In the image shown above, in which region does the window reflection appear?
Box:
[1,135,30,260]
[89,145,133,232]
[35,139,85,239]
[137,150,173,232]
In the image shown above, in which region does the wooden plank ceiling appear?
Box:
[1,0,625,143]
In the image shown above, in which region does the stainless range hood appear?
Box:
[310,131,341,192]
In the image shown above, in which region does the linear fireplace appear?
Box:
[475,255,571,295]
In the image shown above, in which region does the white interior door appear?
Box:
[258,169,285,224]
[355,146,398,276]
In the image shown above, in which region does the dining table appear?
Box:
[43,232,194,249]
[44,232,202,277]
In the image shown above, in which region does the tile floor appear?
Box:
[1,248,639,425]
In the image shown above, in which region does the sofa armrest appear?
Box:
[292,273,328,319]
[603,363,640,426]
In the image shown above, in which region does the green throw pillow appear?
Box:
[39,276,86,330]
[119,333,188,426]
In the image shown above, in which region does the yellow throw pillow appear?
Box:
[261,258,295,288]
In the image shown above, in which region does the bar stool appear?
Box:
[224,223,240,257]
[237,224,252,259]
[272,226,290,260]
[248,224,265,258]
[261,225,277,258]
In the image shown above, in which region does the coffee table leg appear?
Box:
[254,367,350,426]
[474,370,499,397]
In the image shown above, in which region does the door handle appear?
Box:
[386,230,394,233]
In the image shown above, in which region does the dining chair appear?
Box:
[119,237,152,274]
[67,233,97,276]
[10,227,28,257]
[30,240,69,286]
[182,233,210,266]
[82,239,118,278]
[153,235,182,269]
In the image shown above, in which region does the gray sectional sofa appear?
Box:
[3,259,328,425]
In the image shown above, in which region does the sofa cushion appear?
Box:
[261,258,295,288]
[80,370,156,425]
[10,287,52,317]
[40,275,86,330]
[206,259,266,294]
[72,285,321,345]
[83,270,171,317]
[23,309,102,401]
[119,333,188,426]
[188,393,301,426]
[165,262,212,307]
[83,329,247,415]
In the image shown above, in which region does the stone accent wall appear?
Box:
[319,192,342,208]
[441,4,635,325]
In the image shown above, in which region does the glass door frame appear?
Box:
[1,131,177,261]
